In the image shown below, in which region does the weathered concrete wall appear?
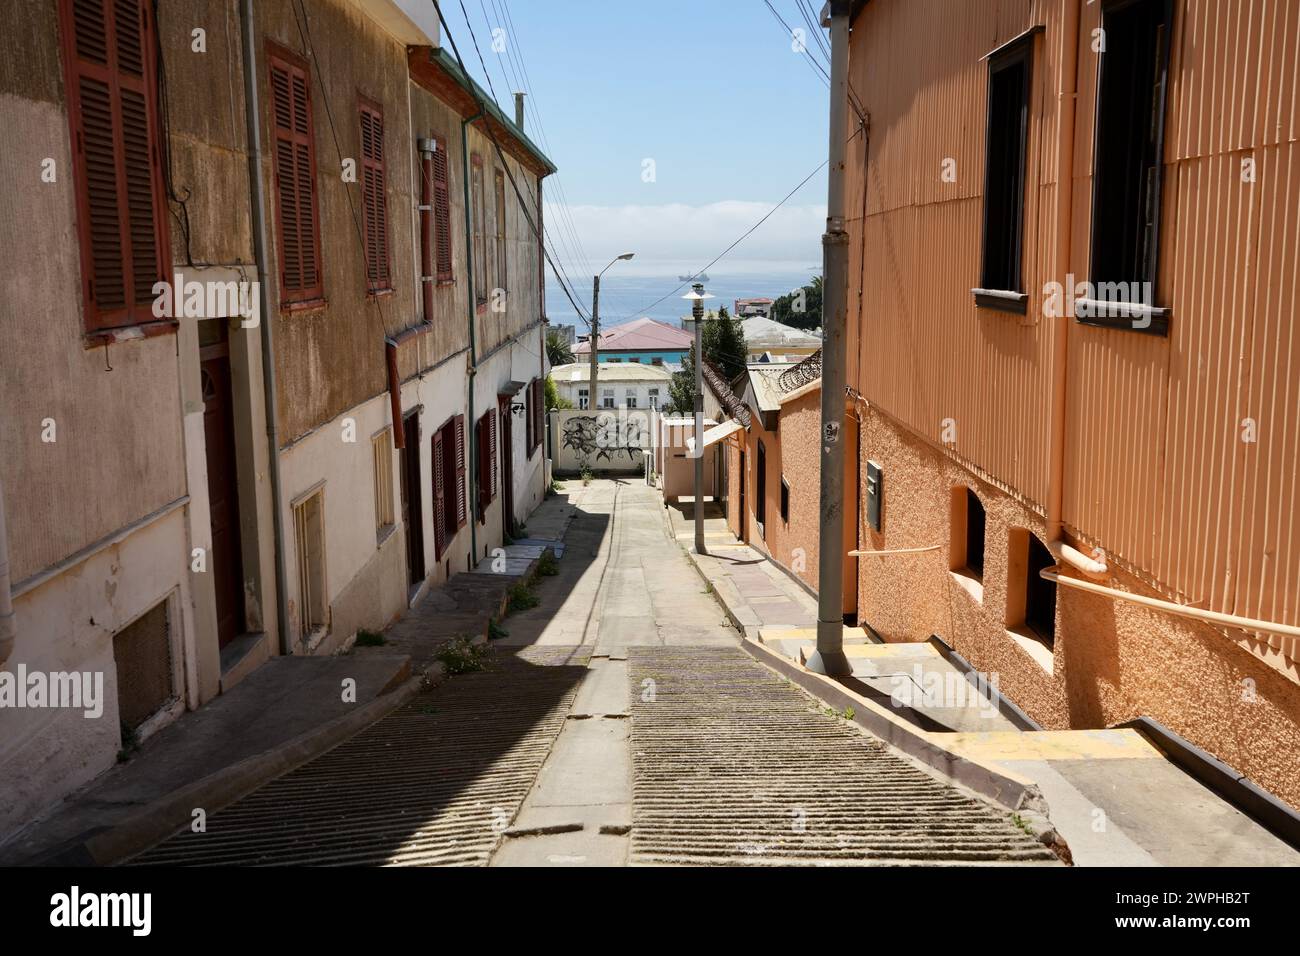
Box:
[855,402,1300,810]
[552,409,652,476]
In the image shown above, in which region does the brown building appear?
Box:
[821,0,1300,807]
[0,0,554,839]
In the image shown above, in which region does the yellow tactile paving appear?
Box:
[932,729,1164,762]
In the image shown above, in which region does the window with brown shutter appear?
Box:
[471,154,487,306]
[59,0,170,334]
[433,144,453,283]
[268,45,323,306]
[432,429,446,559]
[359,98,390,293]
[454,414,467,529]
[494,169,507,293]
[476,407,497,519]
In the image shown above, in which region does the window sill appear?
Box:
[949,570,984,604]
[83,319,179,349]
[1073,299,1170,336]
[1005,626,1054,674]
[971,288,1028,314]
[281,297,328,315]
[437,278,455,288]
[376,523,398,549]
[368,287,396,300]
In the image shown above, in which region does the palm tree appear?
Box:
[546,328,575,366]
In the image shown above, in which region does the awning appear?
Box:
[687,419,744,453]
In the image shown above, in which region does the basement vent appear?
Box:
[113,599,174,731]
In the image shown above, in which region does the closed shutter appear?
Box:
[62,0,168,331]
[454,414,467,529]
[269,49,322,303]
[432,430,445,559]
[433,145,453,282]
[489,409,498,500]
[359,101,389,291]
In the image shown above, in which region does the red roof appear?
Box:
[573,317,693,354]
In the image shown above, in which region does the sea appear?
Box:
[544,266,822,332]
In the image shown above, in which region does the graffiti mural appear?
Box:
[558,411,650,472]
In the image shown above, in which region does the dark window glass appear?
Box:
[981,40,1031,292]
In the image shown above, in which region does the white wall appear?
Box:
[551,409,653,474]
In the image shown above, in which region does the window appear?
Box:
[1086,0,1173,334]
[978,35,1032,306]
[578,387,589,410]
[629,357,641,363]
[1024,535,1057,646]
[965,488,986,579]
[648,388,659,409]
[359,99,390,292]
[432,142,453,283]
[1007,529,1057,652]
[756,439,767,535]
[527,379,544,456]
[780,477,790,523]
[494,168,507,293]
[476,407,497,519]
[292,488,328,640]
[59,0,170,333]
[651,357,664,366]
[626,389,637,409]
[601,388,615,409]
[113,599,174,732]
[372,428,395,535]
[268,46,323,306]
[431,415,466,560]
[471,154,486,305]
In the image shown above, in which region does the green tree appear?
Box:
[544,375,572,410]
[667,305,748,414]
[545,328,575,366]
[770,275,823,332]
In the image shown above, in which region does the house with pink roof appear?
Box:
[572,317,693,367]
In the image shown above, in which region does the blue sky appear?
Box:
[443,0,831,277]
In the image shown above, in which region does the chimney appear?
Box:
[514,91,526,130]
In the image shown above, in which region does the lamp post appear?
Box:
[683,283,714,555]
[590,253,635,409]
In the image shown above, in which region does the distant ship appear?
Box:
[678,272,710,282]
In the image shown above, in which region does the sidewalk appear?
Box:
[664,495,1300,867]
[0,492,576,866]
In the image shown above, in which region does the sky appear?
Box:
[441,0,832,281]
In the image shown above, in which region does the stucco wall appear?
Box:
[855,402,1300,810]
[552,409,652,476]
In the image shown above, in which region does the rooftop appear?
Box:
[573,317,693,354]
[550,362,673,384]
[740,316,822,349]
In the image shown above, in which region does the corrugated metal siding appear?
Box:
[850,0,1057,509]
[1064,0,1300,632]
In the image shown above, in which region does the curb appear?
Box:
[26,672,432,867]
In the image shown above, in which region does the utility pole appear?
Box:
[684,283,714,554]
[806,0,852,677]
[590,254,635,410]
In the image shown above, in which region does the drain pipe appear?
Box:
[240,0,292,655]
[1044,0,1105,580]
[462,108,483,564]
[0,479,15,666]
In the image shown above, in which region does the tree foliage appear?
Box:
[667,304,747,414]
[770,274,824,332]
[544,375,572,410]
[545,328,575,366]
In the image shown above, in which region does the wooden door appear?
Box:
[200,337,244,648]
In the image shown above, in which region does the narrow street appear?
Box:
[134,480,1054,867]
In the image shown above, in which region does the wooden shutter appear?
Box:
[476,413,489,516]
[268,47,322,304]
[455,414,467,529]
[432,430,446,559]
[489,408,499,500]
[359,100,389,291]
[433,145,453,282]
[61,0,169,332]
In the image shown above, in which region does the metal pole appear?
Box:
[807,1,852,677]
[590,274,599,410]
[692,288,707,555]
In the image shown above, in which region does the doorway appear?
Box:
[401,412,425,586]
[199,325,245,649]
[498,395,515,537]
[738,448,747,542]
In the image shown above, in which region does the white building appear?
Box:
[551,362,672,411]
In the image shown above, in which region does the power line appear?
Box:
[763,0,829,87]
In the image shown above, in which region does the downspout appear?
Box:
[240,0,292,654]
[1045,0,1106,579]
[462,108,483,564]
[0,480,15,665]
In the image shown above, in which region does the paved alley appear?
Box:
[133,480,1055,867]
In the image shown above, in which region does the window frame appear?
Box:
[975,33,1034,314]
[58,0,173,338]
[267,42,324,309]
[358,94,392,295]
[432,138,454,285]
[1081,0,1174,336]
[494,167,508,294]
[471,153,487,308]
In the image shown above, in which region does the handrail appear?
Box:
[1041,569,1300,640]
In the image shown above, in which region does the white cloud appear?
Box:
[545,200,826,277]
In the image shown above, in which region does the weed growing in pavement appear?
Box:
[489,619,509,640]
[354,629,386,647]
[842,706,855,721]
[508,581,541,613]
[581,466,593,486]
[435,636,490,675]
[538,550,560,576]
[1011,813,1036,837]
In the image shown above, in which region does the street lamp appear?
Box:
[590,253,635,407]
[682,283,714,555]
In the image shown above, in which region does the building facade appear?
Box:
[573,316,692,366]
[835,0,1300,807]
[551,361,671,410]
[0,0,553,839]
